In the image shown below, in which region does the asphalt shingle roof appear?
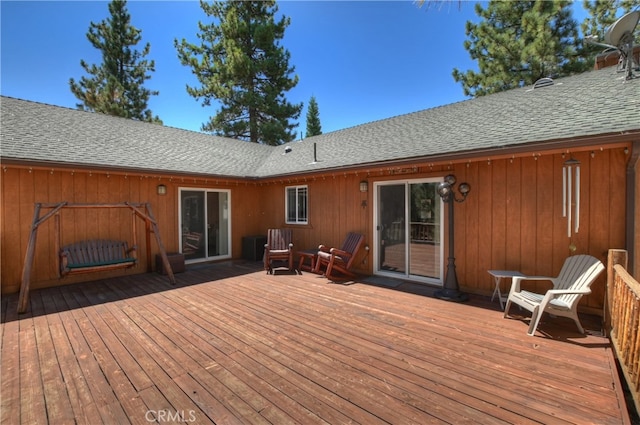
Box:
[258,68,639,177]
[1,67,638,179]
[0,98,271,178]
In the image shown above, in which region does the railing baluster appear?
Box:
[607,249,640,416]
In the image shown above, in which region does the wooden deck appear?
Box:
[1,261,631,424]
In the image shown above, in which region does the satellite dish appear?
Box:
[604,10,640,47]
[586,11,640,80]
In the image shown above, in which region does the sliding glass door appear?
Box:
[179,189,230,262]
[374,179,443,284]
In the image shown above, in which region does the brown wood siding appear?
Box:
[256,146,628,314]
[452,149,626,312]
[281,148,625,311]
[0,168,262,294]
[252,176,372,273]
[1,143,633,314]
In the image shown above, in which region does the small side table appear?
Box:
[487,270,525,310]
[156,253,185,275]
[298,249,318,273]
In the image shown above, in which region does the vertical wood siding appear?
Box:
[0,169,262,294]
[452,149,628,311]
[1,144,632,314]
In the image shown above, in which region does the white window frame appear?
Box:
[285,185,308,224]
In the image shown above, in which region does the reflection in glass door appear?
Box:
[375,180,443,283]
[378,184,407,274]
[180,189,230,261]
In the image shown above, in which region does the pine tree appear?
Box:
[452,0,590,97]
[582,0,639,38]
[175,0,302,145]
[69,0,161,123]
[305,96,322,137]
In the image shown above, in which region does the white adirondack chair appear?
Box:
[503,255,605,336]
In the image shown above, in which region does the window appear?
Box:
[286,185,308,224]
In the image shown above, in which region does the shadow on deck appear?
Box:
[1,260,631,424]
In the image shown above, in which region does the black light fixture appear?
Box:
[435,174,470,302]
[157,184,167,195]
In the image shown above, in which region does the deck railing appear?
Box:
[607,249,640,416]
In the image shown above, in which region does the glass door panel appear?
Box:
[409,182,441,279]
[378,184,406,274]
[206,191,229,257]
[375,180,443,284]
[181,190,206,260]
[181,189,231,261]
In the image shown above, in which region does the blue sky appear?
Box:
[1,1,588,135]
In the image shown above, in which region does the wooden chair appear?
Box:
[314,232,364,281]
[503,254,605,336]
[263,228,294,274]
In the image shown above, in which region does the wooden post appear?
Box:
[55,213,61,277]
[145,203,176,285]
[131,209,138,261]
[606,249,628,337]
[127,202,175,285]
[18,202,68,313]
[18,204,42,314]
[145,209,152,271]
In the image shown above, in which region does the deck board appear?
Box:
[1,261,630,424]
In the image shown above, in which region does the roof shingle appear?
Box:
[2,68,638,178]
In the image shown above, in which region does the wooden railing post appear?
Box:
[607,249,640,417]
[606,249,628,336]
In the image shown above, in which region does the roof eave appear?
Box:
[2,130,637,182]
[259,130,640,180]
[0,158,253,182]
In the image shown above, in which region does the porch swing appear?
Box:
[17,202,176,313]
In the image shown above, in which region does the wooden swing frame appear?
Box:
[17,202,176,313]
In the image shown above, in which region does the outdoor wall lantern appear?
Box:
[435,174,470,302]
[359,180,369,193]
[157,184,167,195]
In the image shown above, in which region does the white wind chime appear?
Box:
[562,158,581,237]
